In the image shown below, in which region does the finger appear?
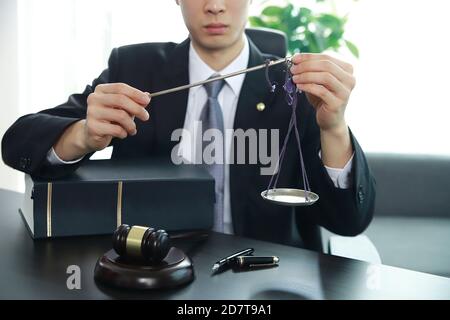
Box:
[89,92,150,122]
[95,83,151,106]
[292,72,349,100]
[93,106,137,136]
[291,60,355,89]
[89,120,128,140]
[297,83,341,109]
[291,53,354,74]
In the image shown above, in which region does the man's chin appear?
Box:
[196,36,238,51]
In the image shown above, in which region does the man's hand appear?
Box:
[290,53,356,169]
[84,83,151,151]
[53,83,151,161]
[290,53,356,134]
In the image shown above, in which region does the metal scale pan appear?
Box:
[261,188,319,207]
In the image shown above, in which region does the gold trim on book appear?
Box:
[47,183,52,237]
[117,181,123,227]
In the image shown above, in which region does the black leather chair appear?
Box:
[364,153,450,277]
[245,27,288,58]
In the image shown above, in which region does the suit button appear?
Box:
[19,157,31,170]
[358,187,365,204]
[256,102,266,112]
[19,157,27,169]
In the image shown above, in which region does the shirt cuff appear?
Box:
[46,147,84,165]
[319,150,355,189]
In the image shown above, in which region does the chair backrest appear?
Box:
[245,27,288,58]
[367,153,450,218]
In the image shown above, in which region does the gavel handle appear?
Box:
[169,229,210,241]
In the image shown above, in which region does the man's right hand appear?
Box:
[53,83,151,162]
[84,83,151,151]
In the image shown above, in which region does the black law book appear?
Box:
[20,158,215,239]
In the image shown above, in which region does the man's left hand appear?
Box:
[290,53,356,133]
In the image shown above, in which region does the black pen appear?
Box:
[212,248,254,273]
[233,256,280,269]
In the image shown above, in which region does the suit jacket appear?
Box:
[2,38,376,250]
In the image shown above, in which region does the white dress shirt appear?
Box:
[47,36,354,234]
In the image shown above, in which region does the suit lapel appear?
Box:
[233,38,279,131]
[230,38,283,235]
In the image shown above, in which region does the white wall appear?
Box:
[0,0,22,192]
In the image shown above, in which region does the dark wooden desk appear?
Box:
[0,188,449,300]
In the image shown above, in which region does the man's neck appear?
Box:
[191,35,246,72]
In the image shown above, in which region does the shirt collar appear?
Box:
[189,35,250,96]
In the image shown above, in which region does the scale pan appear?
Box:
[261,188,319,207]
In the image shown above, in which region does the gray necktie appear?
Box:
[199,75,226,233]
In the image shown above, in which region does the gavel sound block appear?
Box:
[94,225,195,290]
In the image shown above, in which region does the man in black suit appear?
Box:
[2,0,375,250]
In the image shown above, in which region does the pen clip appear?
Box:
[248,263,277,268]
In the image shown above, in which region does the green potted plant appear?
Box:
[249,0,359,57]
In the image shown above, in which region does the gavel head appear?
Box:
[113,224,171,263]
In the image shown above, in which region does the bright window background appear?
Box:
[343,0,450,156]
[1,0,450,192]
[17,0,188,115]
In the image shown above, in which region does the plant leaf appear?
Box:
[262,6,284,17]
[317,14,343,30]
[251,2,359,57]
[249,16,266,28]
[345,40,360,58]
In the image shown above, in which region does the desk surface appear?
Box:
[0,188,449,300]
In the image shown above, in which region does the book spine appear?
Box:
[42,181,119,238]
